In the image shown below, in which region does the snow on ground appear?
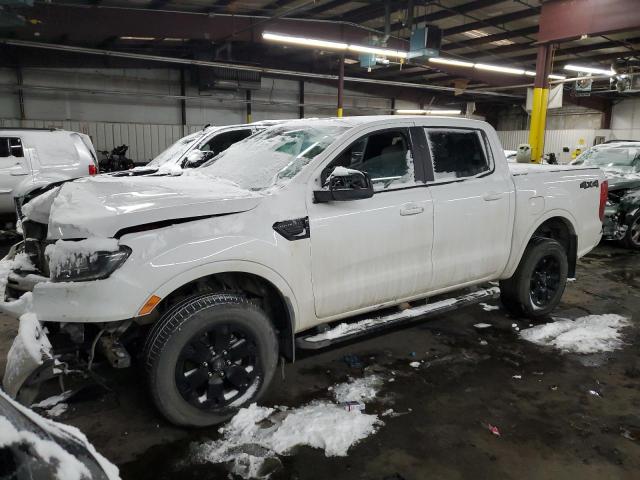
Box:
[331,375,383,403]
[32,390,74,409]
[191,375,385,479]
[520,314,630,354]
[479,303,499,312]
[46,403,68,417]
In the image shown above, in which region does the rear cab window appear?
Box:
[424,128,492,182]
[322,128,417,191]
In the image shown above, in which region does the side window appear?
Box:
[425,129,490,182]
[201,129,253,156]
[322,129,415,190]
[0,138,9,158]
[0,138,24,158]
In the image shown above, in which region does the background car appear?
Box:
[572,141,640,249]
[1,128,98,221]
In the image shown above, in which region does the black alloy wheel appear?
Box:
[529,255,561,308]
[174,324,259,409]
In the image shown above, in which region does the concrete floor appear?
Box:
[1,243,639,480]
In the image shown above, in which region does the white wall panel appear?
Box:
[497,129,613,162]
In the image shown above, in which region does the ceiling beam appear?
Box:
[442,6,541,37]
[442,26,539,51]
[10,3,408,49]
[538,0,640,43]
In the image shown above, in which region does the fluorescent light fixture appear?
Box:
[120,36,155,41]
[396,109,462,115]
[564,64,615,76]
[475,63,525,75]
[263,32,347,51]
[525,71,567,80]
[428,57,474,68]
[347,44,407,59]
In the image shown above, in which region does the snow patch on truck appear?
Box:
[520,314,630,353]
[192,375,384,479]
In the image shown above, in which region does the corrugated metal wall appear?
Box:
[0,118,205,163]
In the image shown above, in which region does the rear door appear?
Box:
[307,124,434,319]
[0,137,29,212]
[423,127,513,289]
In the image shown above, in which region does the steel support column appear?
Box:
[16,66,25,123]
[299,80,304,119]
[246,89,252,123]
[528,44,554,164]
[337,55,344,117]
[179,67,186,136]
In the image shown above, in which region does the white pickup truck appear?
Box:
[2,116,606,427]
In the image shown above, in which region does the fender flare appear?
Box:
[503,209,578,279]
[145,259,301,359]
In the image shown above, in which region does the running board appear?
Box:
[296,286,500,350]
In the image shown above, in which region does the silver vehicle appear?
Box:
[0,128,97,218]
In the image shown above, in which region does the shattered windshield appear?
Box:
[199,124,349,190]
[575,146,640,173]
[148,131,204,167]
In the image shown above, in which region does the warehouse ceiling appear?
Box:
[1,0,639,104]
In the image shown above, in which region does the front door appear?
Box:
[0,137,29,212]
[307,126,434,319]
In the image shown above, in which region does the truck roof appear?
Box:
[272,115,486,130]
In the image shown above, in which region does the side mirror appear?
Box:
[314,167,374,203]
[183,149,214,168]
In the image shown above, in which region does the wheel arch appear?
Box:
[145,261,299,361]
[505,210,578,279]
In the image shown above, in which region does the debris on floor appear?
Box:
[409,361,421,368]
[474,323,492,329]
[519,314,630,354]
[342,354,364,369]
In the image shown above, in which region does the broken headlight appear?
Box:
[50,246,132,283]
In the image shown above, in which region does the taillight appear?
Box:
[599,180,608,222]
[88,164,98,176]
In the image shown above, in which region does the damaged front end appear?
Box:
[2,217,136,404]
[602,184,640,242]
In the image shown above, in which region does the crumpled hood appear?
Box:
[605,173,640,192]
[23,171,263,239]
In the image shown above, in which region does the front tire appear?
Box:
[620,211,640,250]
[143,293,278,427]
[500,238,568,319]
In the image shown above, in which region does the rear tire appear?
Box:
[500,237,568,319]
[143,293,278,427]
[620,211,640,250]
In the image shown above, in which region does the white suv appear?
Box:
[0,129,97,219]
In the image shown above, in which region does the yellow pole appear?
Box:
[528,44,553,164]
[529,87,549,163]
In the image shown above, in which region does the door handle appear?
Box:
[483,191,504,201]
[400,204,424,216]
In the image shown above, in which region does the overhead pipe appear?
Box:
[0,38,522,98]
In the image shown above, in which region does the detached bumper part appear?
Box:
[2,314,59,405]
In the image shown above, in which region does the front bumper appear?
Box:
[2,314,58,404]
